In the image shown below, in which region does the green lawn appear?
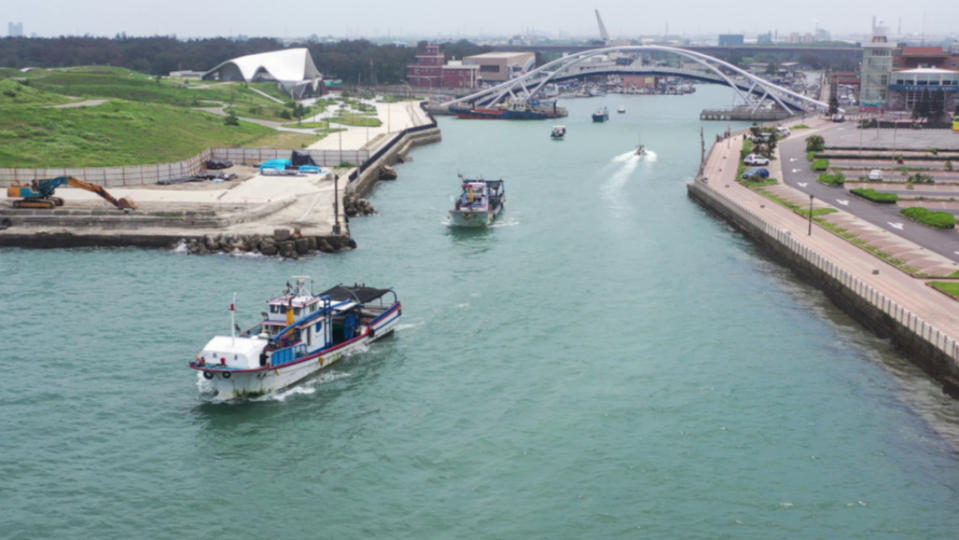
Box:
[930,281,959,299]
[0,100,275,167]
[328,112,382,127]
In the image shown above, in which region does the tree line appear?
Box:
[0,36,488,85]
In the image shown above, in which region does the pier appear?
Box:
[688,122,959,395]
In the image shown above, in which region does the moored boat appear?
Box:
[550,125,566,139]
[189,277,401,400]
[449,177,505,227]
[450,99,566,120]
[592,106,609,122]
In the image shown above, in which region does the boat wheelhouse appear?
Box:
[449,177,505,227]
[190,277,401,400]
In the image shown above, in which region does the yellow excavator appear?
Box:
[6,176,136,210]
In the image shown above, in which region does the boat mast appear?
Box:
[230,292,237,345]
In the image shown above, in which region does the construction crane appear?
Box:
[6,176,136,210]
[594,9,610,46]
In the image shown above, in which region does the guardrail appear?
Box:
[693,180,959,363]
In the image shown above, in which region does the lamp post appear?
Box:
[808,194,814,236]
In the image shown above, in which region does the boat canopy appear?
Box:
[319,284,393,304]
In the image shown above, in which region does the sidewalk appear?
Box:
[699,131,959,338]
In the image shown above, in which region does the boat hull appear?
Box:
[449,205,503,227]
[195,305,401,400]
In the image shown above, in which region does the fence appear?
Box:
[0,147,371,187]
[692,180,959,363]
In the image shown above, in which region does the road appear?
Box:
[778,130,959,264]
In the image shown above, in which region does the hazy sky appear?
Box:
[5,0,957,39]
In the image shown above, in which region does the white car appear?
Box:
[776,127,791,138]
[868,169,883,181]
[743,154,770,166]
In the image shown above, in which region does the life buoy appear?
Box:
[222,371,231,379]
[203,371,214,380]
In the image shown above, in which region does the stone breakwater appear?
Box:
[183,228,355,257]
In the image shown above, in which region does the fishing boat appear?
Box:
[450,99,565,120]
[189,277,401,400]
[592,106,609,122]
[635,144,647,157]
[449,177,505,227]
[550,125,566,139]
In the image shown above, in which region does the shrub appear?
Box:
[947,160,954,171]
[338,161,356,168]
[223,110,239,126]
[805,134,825,151]
[812,158,829,171]
[807,150,816,161]
[818,172,845,186]
[907,172,934,184]
[851,188,898,203]
[900,207,957,229]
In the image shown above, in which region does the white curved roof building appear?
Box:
[203,48,323,98]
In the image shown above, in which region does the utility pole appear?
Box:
[808,194,814,236]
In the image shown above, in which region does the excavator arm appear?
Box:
[65,177,137,210]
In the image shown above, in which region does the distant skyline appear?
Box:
[4,0,958,40]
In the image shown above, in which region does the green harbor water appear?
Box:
[4,86,959,538]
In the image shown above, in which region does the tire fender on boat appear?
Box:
[203,371,214,380]
[222,371,231,379]
[368,326,375,339]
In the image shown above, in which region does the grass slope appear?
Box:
[0,101,274,167]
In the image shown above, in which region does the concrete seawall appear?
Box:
[349,127,441,197]
[688,178,959,395]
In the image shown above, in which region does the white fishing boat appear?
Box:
[449,177,505,227]
[550,125,566,139]
[617,106,626,113]
[190,277,401,400]
[635,144,647,157]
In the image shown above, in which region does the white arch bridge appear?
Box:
[442,45,830,115]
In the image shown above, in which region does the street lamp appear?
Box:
[808,194,814,236]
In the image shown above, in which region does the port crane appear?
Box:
[6,176,137,210]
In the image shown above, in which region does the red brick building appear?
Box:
[408,44,479,90]
[407,44,444,89]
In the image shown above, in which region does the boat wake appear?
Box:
[263,371,353,402]
[601,151,642,211]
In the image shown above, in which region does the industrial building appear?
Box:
[202,48,324,99]
[462,52,535,84]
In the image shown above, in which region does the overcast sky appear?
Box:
[5,0,957,40]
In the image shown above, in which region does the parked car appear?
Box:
[832,113,845,122]
[868,169,883,180]
[776,126,791,138]
[743,154,770,166]
[742,168,770,180]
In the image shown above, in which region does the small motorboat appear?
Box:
[617,106,626,113]
[449,176,505,227]
[550,125,566,139]
[635,144,647,157]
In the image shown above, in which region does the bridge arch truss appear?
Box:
[442,45,829,115]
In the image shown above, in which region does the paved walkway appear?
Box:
[699,127,959,341]
[308,100,431,152]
